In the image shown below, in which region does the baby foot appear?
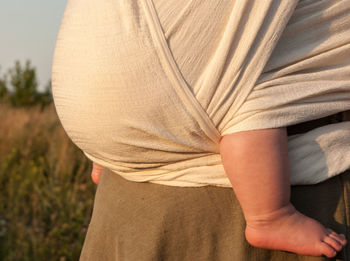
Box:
[244,204,347,257]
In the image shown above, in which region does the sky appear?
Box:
[0,0,67,91]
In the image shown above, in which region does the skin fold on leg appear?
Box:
[219,127,347,258]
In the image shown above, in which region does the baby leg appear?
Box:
[219,127,347,258]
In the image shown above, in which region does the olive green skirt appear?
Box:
[79,167,350,261]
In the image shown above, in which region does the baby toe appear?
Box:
[326,229,347,246]
[319,241,337,258]
[323,235,343,252]
[329,232,347,246]
[339,234,347,245]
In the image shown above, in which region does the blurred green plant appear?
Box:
[0,60,53,109]
[0,103,95,260]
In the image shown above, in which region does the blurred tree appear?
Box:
[8,60,38,107]
[0,69,8,100]
[38,79,53,109]
[0,59,53,108]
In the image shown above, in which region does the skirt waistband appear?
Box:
[286,110,350,136]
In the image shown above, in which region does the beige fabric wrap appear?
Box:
[52,0,350,187]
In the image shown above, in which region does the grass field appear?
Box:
[0,102,96,260]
